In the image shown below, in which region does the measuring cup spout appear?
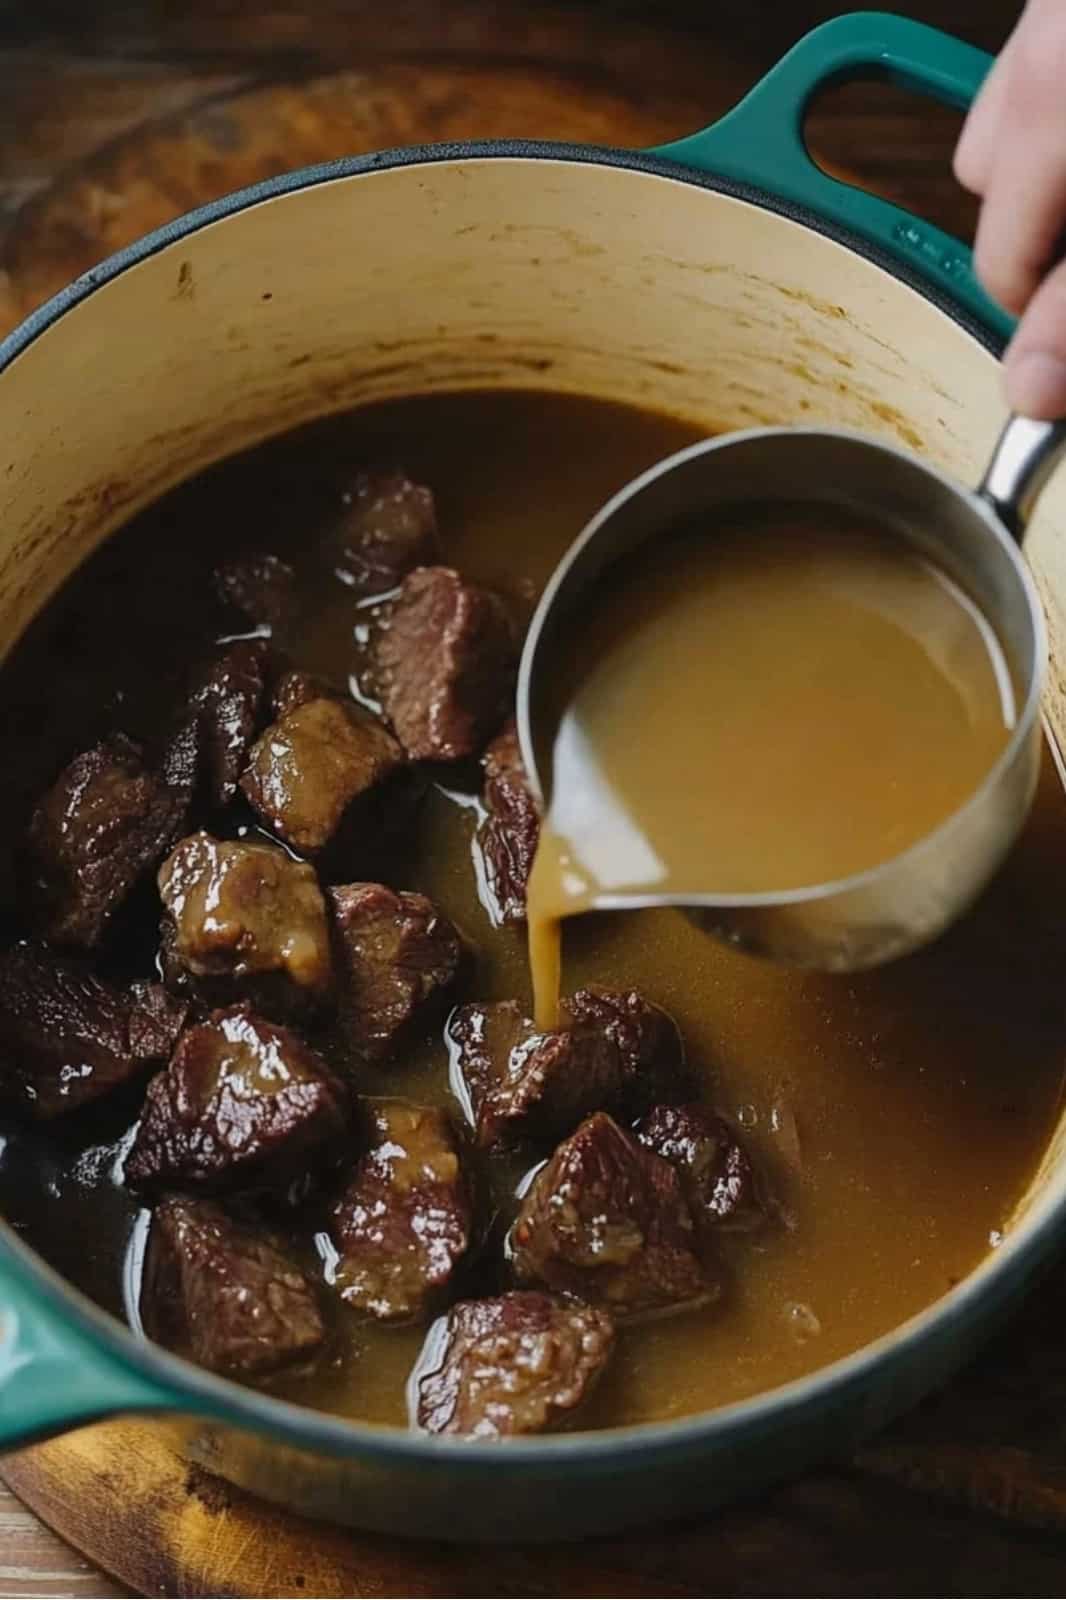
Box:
[979,416,1066,543]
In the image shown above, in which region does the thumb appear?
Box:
[1005,257,1066,419]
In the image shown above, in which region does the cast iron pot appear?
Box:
[3,10,1066,1544]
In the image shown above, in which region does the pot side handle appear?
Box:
[0,1254,178,1449]
[651,9,1013,346]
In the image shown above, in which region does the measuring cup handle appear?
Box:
[650,10,1011,344]
[979,417,1066,542]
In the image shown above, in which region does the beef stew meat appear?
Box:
[332,1100,472,1322]
[477,719,540,925]
[413,1290,615,1438]
[240,696,403,857]
[141,1195,324,1376]
[448,987,686,1150]
[214,552,296,629]
[171,640,270,810]
[158,832,333,1022]
[636,1103,765,1236]
[330,883,462,1063]
[330,468,439,596]
[372,566,517,762]
[510,1112,717,1319]
[27,734,188,949]
[0,943,186,1119]
[125,1003,348,1193]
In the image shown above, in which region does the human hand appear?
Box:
[955,0,1066,418]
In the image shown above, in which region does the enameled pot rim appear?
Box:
[1,137,1043,1474]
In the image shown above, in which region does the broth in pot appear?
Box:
[0,389,1063,1435]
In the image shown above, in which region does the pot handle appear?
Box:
[651,9,1012,345]
[0,1253,178,1449]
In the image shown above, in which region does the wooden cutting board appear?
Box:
[9,3,1066,1594]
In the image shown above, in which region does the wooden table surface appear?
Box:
[0,0,1040,1595]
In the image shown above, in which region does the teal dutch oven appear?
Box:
[3,9,1066,1542]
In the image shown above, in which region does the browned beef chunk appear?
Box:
[125,1003,348,1193]
[510,1112,716,1318]
[372,567,516,761]
[141,1194,324,1376]
[159,832,333,1020]
[413,1291,614,1438]
[331,1101,471,1322]
[0,944,186,1120]
[172,641,270,810]
[240,697,403,856]
[214,552,296,628]
[476,719,540,925]
[272,669,333,720]
[27,734,188,948]
[635,1103,764,1235]
[448,987,685,1150]
[329,883,462,1063]
[565,987,687,1113]
[330,469,438,596]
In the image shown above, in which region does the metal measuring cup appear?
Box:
[516,417,1066,972]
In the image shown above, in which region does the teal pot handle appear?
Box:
[0,1252,177,1448]
[652,9,1013,345]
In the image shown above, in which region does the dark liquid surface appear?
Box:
[0,391,1063,1430]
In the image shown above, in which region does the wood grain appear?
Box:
[2,1,1053,1595]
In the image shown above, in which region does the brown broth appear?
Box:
[527,506,1016,1027]
[0,389,1063,1433]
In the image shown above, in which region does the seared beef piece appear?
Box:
[635,1103,764,1235]
[330,469,438,596]
[158,833,333,1021]
[141,1194,324,1376]
[477,719,540,925]
[27,734,188,948]
[240,697,403,856]
[0,944,185,1119]
[171,640,269,809]
[213,552,296,629]
[125,1003,348,1193]
[448,987,685,1150]
[510,1112,716,1318]
[372,567,516,761]
[331,1100,471,1322]
[565,987,688,1114]
[329,883,462,1063]
[272,669,333,720]
[413,1291,614,1438]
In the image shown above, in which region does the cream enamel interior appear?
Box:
[4,151,1066,1231]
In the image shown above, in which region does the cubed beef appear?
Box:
[272,669,333,720]
[330,469,438,596]
[566,987,688,1113]
[214,552,296,628]
[0,944,186,1120]
[331,1100,471,1321]
[476,719,540,925]
[635,1103,764,1234]
[125,1003,348,1193]
[510,1112,716,1318]
[158,832,333,1021]
[329,883,462,1063]
[240,697,403,856]
[412,1291,614,1438]
[448,987,685,1149]
[372,567,516,761]
[27,734,188,948]
[171,640,270,809]
[141,1195,324,1376]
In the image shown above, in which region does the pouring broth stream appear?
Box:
[528,502,1018,1026]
